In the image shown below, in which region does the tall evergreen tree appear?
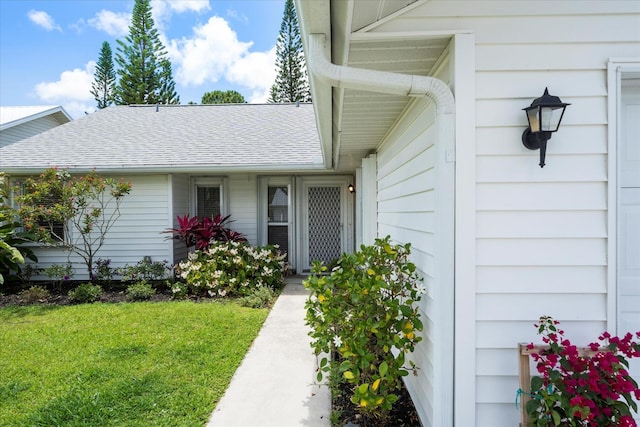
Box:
[114,0,179,105]
[90,41,116,109]
[268,0,311,103]
[158,59,180,105]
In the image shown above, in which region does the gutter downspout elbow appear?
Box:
[308,33,454,114]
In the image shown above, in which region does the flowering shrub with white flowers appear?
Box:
[304,236,424,421]
[174,241,287,298]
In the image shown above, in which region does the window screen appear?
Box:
[196,186,221,219]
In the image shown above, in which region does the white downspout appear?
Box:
[307,33,455,114]
[307,32,457,427]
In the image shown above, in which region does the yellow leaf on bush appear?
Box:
[318,295,326,303]
[360,400,367,407]
[343,371,354,380]
[372,379,381,391]
[404,321,413,332]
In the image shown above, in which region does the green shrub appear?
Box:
[176,242,286,298]
[117,257,170,282]
[169,282,188,299]
[42,263,74,290]
[19,286,50,304]
[304,236,424,420]
[238,286,277,308]
[94,258,115,285]
[126,282,156,301]
[68,283,103,304]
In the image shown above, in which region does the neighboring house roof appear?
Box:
[0,105,72,131]
[0,103,325,174]
[0,105,73,148]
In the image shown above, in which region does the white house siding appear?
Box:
[370,1,640,425]
[376,96,449,427]
[27,175,172,281]
[0,116,64,147]
[170,173,190,264]
[228,174,258,245]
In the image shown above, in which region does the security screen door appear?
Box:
[304,185,342,270]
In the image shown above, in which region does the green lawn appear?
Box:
[0,301,268,427]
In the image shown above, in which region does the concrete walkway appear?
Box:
[206,277,331,427]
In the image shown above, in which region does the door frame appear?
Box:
[607,59,640,333]
[258,176,295,269]
[298,176,354,272]
[259,175,355,274]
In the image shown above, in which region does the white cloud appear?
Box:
[88,10,130,37]
[168,16,276,102]
[226,8,248,24]
[27,10,62,32]
[34,62,96,119]
[226,47,277,102]
[151,0,210,31]
[167,0,210,14]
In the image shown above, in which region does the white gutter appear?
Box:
[307,33,454,114]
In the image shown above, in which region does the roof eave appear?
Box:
[0,163,329,175]
[295,0,333,170]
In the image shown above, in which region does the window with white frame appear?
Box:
[11,179,65,242]
[192,177,226,220]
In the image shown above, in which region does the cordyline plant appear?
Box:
[304,236,425,421]
[164,213,247,250]
[526,315,640,426]
[13,168,132,278]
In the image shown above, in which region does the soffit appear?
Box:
[331,0,451,172]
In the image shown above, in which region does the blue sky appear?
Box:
[0,0,286,118]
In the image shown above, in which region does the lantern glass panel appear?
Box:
[542,106,565,132]
[526,107,540,132]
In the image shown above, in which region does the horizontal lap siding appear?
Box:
[171,174,190,264]
[376,1,640,425]
[228,174,258,245]
[29,175,171,281]
[377,98,440,426]
[1,116,62,146]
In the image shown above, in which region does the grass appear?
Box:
[0,301,269,427]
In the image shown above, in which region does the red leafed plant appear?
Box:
[526,315,640,426]
[164,214,247,250]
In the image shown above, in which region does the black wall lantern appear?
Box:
[348,183,355,194]
[522,87,570,168]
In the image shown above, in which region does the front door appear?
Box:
[618,79,640,389]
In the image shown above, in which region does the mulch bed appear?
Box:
[332,376,421,427]
[0,283,173,308]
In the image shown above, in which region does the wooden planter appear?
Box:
[517,343,606,427]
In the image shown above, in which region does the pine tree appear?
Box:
[90,41,116,109]
[114,0,179,105]
[201,90,246,104]
[268,0,310,103]
[158,59,180,104]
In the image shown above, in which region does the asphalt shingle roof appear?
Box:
[0,103,323,172]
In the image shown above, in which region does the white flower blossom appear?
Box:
[332,335,343,348]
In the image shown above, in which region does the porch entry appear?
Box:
[259,176,354,274]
